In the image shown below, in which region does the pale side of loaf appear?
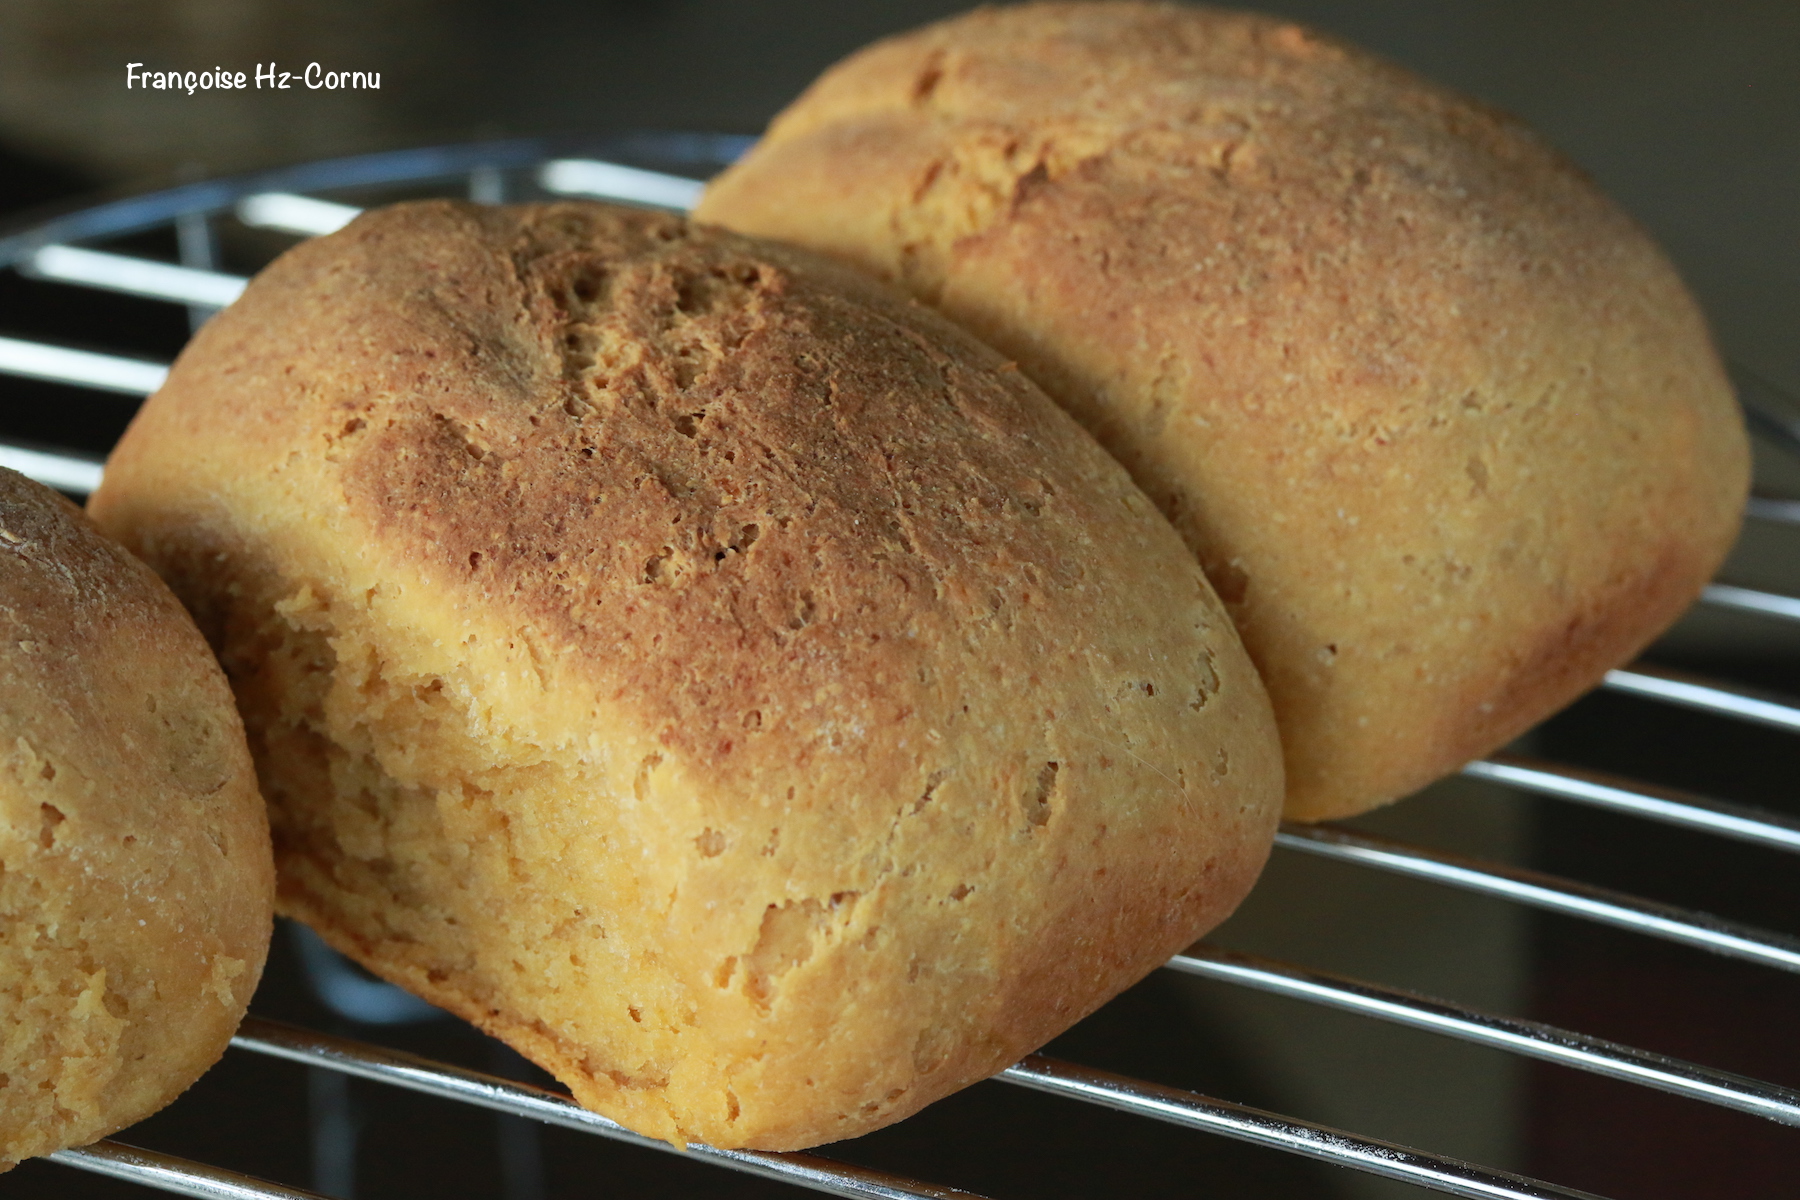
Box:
[0,469,271,1169]
[89,200,1284,1150]
[696,1,1751,821]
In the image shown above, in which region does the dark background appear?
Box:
[1,3,1797,1198]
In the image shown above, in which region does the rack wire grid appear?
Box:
[2,136,1797,1200]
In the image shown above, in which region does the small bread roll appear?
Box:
[89,200,1283,1150]
[696,2,1751,820]
[0,469,271,1170]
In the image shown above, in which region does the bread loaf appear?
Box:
[696,1,1751,820]
[89,200,1283,1150]
[0,468,271,1169]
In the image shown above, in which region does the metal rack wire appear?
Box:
[2,138,1796,1200]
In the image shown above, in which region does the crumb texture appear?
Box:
[89,200,1283,1150]
[0,469,271,1169]
[697,1,1751,820]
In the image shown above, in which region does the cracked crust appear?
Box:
[696,1,1751,820]
[0,469,270,1169]
[88,200,1283,1149]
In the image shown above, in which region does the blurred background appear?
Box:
[1,3,1796,1199]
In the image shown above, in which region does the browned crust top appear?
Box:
[696,2,1750,818]
[115,200,1260,792]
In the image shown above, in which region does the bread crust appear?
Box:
[696,1,1751,820]
[0,469,271,1169]
[90,200,1283,1149]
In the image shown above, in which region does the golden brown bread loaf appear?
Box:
[696,1,1752,821]
[0,469,271,1170]
[88,200,1283,1150]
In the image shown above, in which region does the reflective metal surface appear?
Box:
[231,1018,991,1200]
[1465,754,1800,854]
[1700,582,1800,624]
[0,333,167,395]
[1168,946,1800,1125]
[0,441,103,493]
[1274,823,1800,974]
[23,244,246,307]
[1601,665,1800,735]
[0,136,753,267]
[50,1142,333,1200]
[999,1057,1613,1200]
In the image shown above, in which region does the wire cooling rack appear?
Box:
[3,137,1797,1200]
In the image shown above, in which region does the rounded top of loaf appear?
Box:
[745,0,1617,278]
[0,471,251,833]
[697,2,1749,820]
[0,468,270,1167]
[100,200,1264,787]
